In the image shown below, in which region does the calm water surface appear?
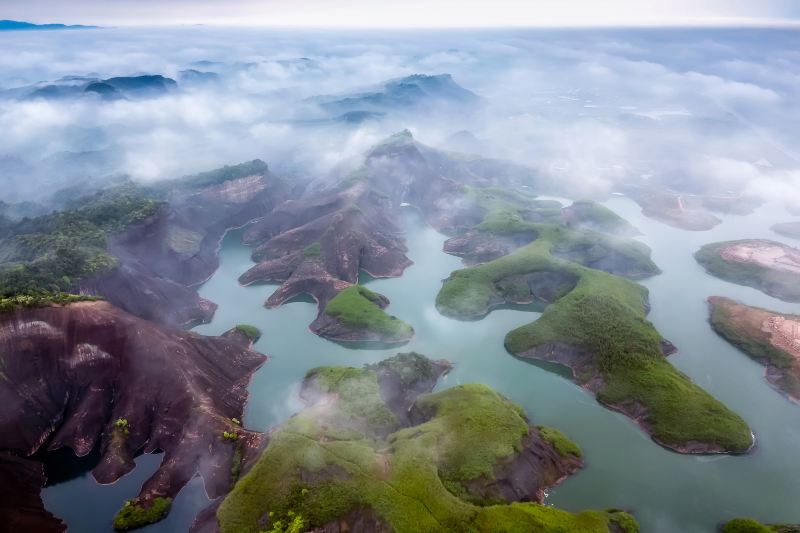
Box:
[44,198,800,532]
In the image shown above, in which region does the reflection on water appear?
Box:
[45,200,800,532]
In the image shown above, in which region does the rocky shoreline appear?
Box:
[0,301,267,531]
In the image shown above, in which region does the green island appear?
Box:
[215,353,637,533]
[234,324,263,342]
[722,518,800,533]
[113,497,172,531]
[322,285,413,343]
[708,296,800,402]
[694,240,800,302]
[436,218,751,454]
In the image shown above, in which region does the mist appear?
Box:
[1,26,799,207]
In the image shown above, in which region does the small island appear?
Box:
[721,518,800,532]
[709,296,800,402]
[313,285,414,345]
[209,353,637,533]
[695,240,800,302]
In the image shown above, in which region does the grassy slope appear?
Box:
[538,426,582,458]
[217,358,636,533]
[695,241,800,302]
[709,297,800,400]
[437,228,751,453]
[324,285,413,341]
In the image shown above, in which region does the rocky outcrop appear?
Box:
[709,296,800,402]
[81,162,290,328]
[461,429,583,503]
[0,301,267,530]
[695,240,800,302]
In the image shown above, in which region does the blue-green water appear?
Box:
[44,198,800,532]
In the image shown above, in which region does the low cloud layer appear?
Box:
[0,27,799,206]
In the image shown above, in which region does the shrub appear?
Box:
[113,497,172,531]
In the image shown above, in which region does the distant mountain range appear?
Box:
[0,20,97,31]
[1,74,177,101]
[309,74,482,115]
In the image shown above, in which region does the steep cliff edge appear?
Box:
[0,301,267,531]
[81,160,291,327]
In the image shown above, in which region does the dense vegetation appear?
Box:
[437,221,751,453]
[0,292,99,313]
[695,241,800,302]
[0,183,159,296]
[171,159,269,189]
[113,497,172,531]
[324,285,413,341]
[216,354,637,533]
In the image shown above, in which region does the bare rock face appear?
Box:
[0,454,65,532]
[0,301,267,530]
[81,165,290,328]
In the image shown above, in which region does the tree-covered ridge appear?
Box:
[170,159,269,190]
[0,183,159,296]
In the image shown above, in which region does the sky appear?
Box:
[2,0,800,27]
